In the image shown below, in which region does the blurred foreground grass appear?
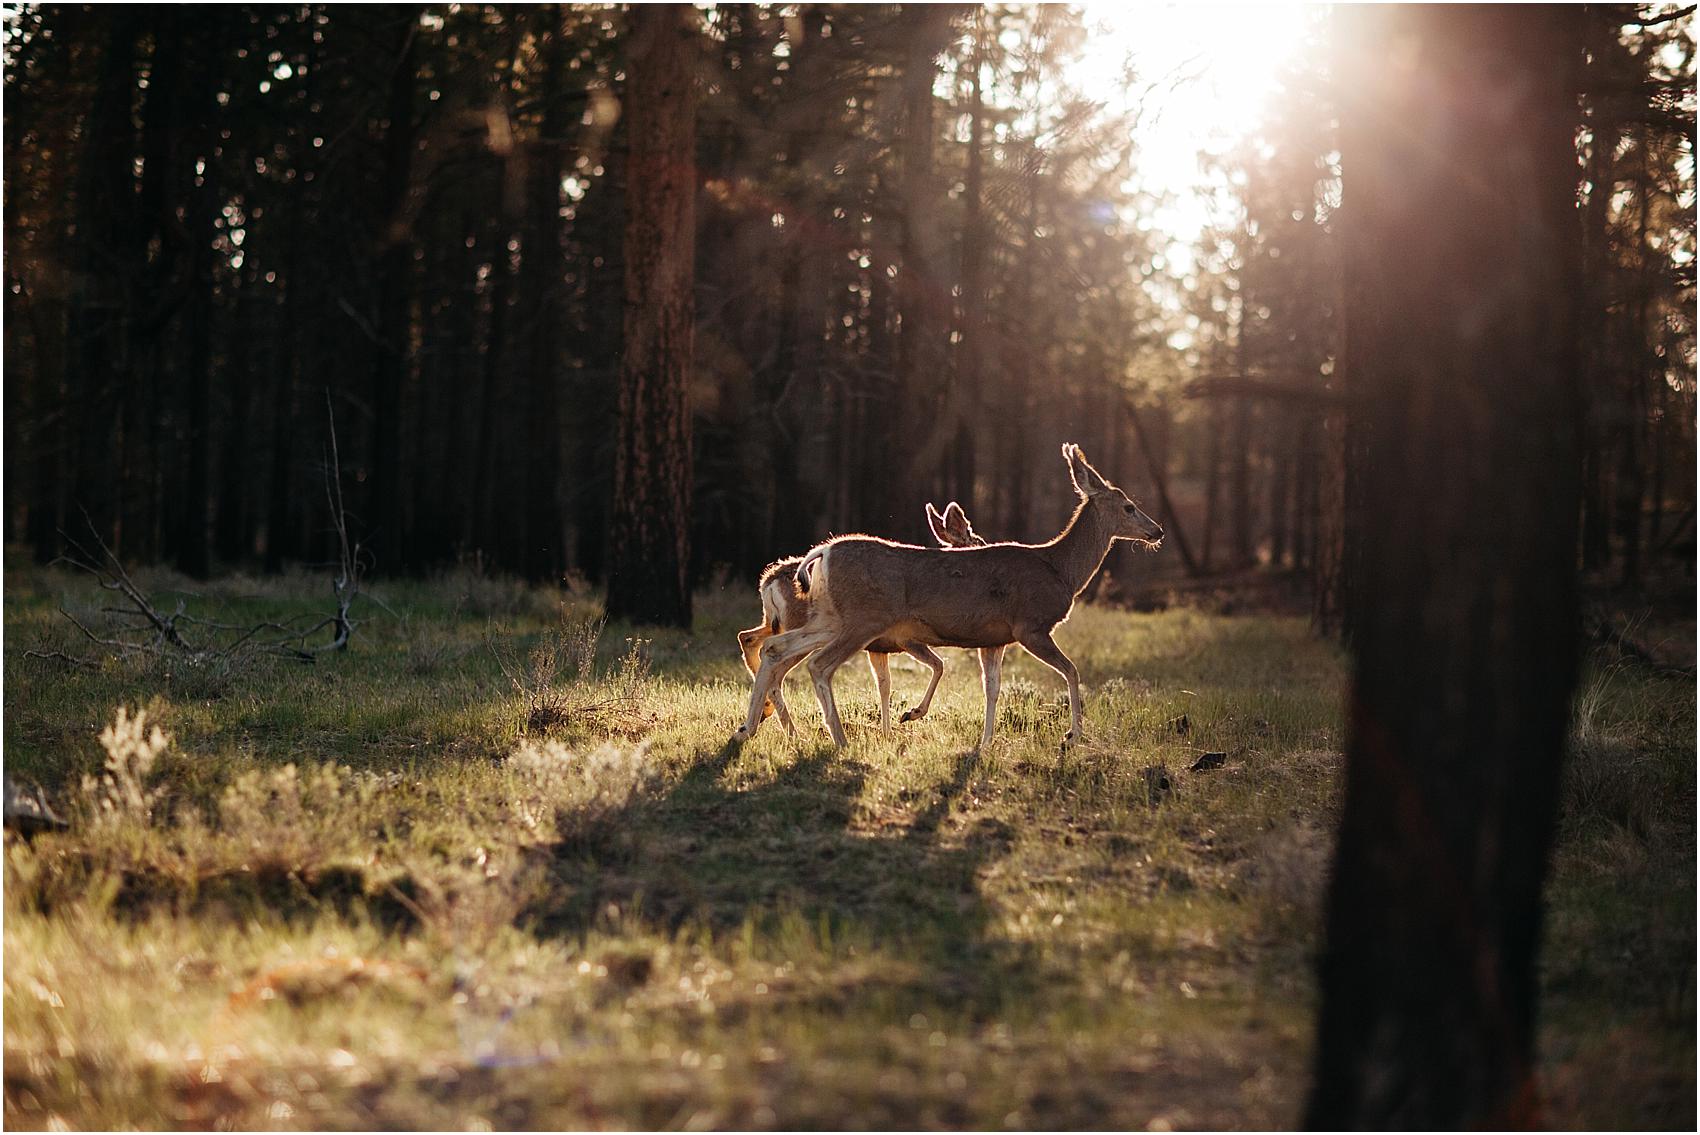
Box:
[4,556,1692,1129]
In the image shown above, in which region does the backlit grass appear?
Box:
[4,557,1691,1129]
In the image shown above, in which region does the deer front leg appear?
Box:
[977,645,1006,750]
[807,634,869,748]
[1017,631,1083,750]
[734,626,835,742]
[867,651,893,732]
[737,624,779,722]
[897,644,947,723]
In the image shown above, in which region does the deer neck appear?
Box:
[1043,499,1116,597]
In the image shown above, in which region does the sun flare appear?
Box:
[1074,2,1325,246]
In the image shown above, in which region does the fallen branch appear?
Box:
[26,395,365,671]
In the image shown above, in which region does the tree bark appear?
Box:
[215,272,252,565]
[605,4,697,627]
[369,14,419,573]
[1309,7,1584,1127]
[1229,294,1255,567]
[523,7,567,583]
[953,9,990,517]
[178,15,226,579]
[896,4,963,501]
[67,10,142,553]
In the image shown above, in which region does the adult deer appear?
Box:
[737,502,986,734]
[733,445,1163,751]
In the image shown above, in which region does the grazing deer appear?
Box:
[737,502,986,734]
[733,444,1163,751]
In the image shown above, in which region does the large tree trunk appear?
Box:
[472,214,516,561]
[896,5,962,505]
[66,10,142,554]
[215,272,253,565]
[369,15,419,573]
[953,9,990,517]
[522,7,567,583]
[763,7,830,561]
[1309,7,1583,1127]
[1229,295,1255,567]
[177,16,225,579]
[605,4,696,627]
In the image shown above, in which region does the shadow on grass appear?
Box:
[523,740,1027,1010]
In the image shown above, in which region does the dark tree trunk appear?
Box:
[522,8,567,583]
[1267,407,1292,567]
[953,9,989,517]
[859,176,900,533]
[216,274,252,565]
[264,213,306,573]
[178,17,225,579]
[605,4,696,627]
[472,218,515,560]
[571,74,625,584]
[1200,395,1222,573]
[761,8,830,562]
[67,11,142,553]
[1229,325,1254,566]
[1309,7,1584,1128]
[1311,406,1347,633]
[369,15,419,573]
[896,5,962,501]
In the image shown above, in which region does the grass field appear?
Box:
[4,557,1693,1129]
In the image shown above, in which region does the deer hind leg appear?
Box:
[807,632,872,748]
[735,624,838,741]
[977,645,1006,750]
[898,644,947,723]
[867,651,893,732]
[769,676,797,734]
[1017,631,1083,750]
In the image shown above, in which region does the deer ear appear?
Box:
[1065,444,1092,495]
[943,501,966,525]
[925,502,949,542]
[1068,446,1109,495]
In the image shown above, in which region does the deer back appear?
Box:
[808,537,1078,649]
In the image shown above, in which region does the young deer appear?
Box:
[733,445,1163,751]
[737,502,986,734]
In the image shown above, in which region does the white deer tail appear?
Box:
[758,577,787,634]
[795,546,829,596]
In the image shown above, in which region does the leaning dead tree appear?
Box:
[26,395,364,670]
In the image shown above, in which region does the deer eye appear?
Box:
[1124,503,1137,514]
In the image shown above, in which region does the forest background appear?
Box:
[5,4,1690,614]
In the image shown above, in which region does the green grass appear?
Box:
[3,557,1692,1129]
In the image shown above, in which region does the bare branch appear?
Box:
[1622,4,1695,28]
[28,399,365,673]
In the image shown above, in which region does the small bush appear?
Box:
[493,618,655,739]
[508,736,656,848]
[81,706,171,828]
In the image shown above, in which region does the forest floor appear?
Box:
[3,555,1693,1130]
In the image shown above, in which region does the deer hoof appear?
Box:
[899,707,922,723]
[1060,730,1079,752]
[731,725,752,744]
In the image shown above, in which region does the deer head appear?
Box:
[1064,443,1164,546]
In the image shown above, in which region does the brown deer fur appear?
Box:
[736,502,985,733]
[734,445,1162,750]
